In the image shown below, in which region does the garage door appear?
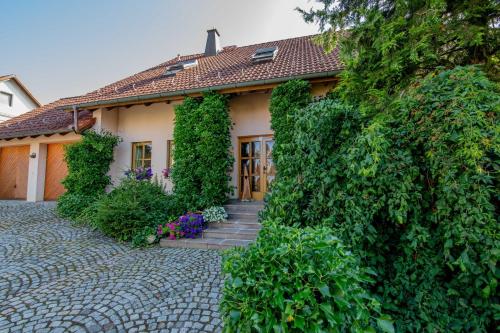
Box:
[44,143,69,201]
[0,145,30,200]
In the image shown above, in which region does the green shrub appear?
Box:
[172,97,202,210]
[57,130,120,218]
[57,193,96,219]
[221,223,388,333]
[94,178,179,242]
[269,79,311,179]
[197,92,234,207]
[262,66,499,331]
[172,92,233,210]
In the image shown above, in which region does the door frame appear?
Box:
[237,134,274,201]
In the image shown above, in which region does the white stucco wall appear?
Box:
[0,80,38,122]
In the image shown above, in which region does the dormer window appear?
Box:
[163,59,198,77]
[0,91,13,107]
[252,47,278,63]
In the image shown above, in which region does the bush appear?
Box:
[94,178,179,242]
[262,66,499,331]
[57,193,96,219]
[221,224,387,332]
[172,92,233,211]
[57,130,120,218]
[269,79,311,179]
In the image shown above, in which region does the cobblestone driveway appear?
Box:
[0,202,223,333]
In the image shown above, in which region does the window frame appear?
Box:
[167,140,175,169]
[0,91,13,107]
[131,141,152,169]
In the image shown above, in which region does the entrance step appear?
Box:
[203,227,259,240]
[159,201,263,250]
[160,238,253,250]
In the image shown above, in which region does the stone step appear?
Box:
[214,220,262,229]
[203,227,259,240]
[227,212,260,220]
[160,237,253,250]
[224,204,264,214]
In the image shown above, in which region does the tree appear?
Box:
[299,0,499,111]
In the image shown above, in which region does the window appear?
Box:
[132,142,152,169]
[163,59,198,77]
[167,140,175,169]
[251,47,278,63]
[0,92,13,107]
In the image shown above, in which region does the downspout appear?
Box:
[72,105,79,133]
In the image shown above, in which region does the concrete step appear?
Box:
[203,227,259,240]
[160,237,252,250]
[214,221,262,229]
[227,212,260,220]
[224,204,264,214]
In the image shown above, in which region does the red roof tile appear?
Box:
[0,97,94,140]
[0,34,342,140]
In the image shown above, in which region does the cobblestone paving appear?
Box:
[0,201,223,332]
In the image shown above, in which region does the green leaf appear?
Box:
[318,284,331,297]
[233,277,243,288]
[377,317,395,333]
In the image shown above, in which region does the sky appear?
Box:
[0,0,320,104]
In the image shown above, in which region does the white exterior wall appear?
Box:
[0,80,38,122]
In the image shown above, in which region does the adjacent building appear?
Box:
[0,75,41,122]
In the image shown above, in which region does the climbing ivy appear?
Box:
[262,66,499,331]
[172,92,233,210]
[57,130,121,219]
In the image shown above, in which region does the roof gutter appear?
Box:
[71,70,341,110]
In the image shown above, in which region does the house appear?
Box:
[0,75,41,122]
[0,29,342,202]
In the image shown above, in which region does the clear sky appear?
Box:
[1,0,320,104]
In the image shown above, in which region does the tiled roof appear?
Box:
[71,34,342,107]
[0,97,94,140]
[0,34,341,140]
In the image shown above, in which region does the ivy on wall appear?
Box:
[172,92,233,210]
[57,130,121,219]
[260,66,500,331]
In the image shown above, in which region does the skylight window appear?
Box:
[252,46,278,63]
[163,59,198,77]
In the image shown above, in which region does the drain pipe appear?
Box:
[72,105,79,133]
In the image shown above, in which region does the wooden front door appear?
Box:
[0,145,30,200]
[44,143,69,201]
[238,135,275,200]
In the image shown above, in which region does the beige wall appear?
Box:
[0,80,335,201]
[97,81,335,198]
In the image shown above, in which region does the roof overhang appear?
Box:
[66,70,341,111]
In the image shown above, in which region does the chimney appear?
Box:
[205,28,221,56]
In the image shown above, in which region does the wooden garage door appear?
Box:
[44,143,69,201]
[0,145,30,200]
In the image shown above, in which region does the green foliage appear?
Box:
[263,66,499,331]
[197,92,234,207]
[299,0,500,111]
[93,178,179,242]
[131,226,157,247]
[172,92,233,210]
[221,223,386,333]
[269,80,311,178]
[57,130,120,218]
[172,97,202,210]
